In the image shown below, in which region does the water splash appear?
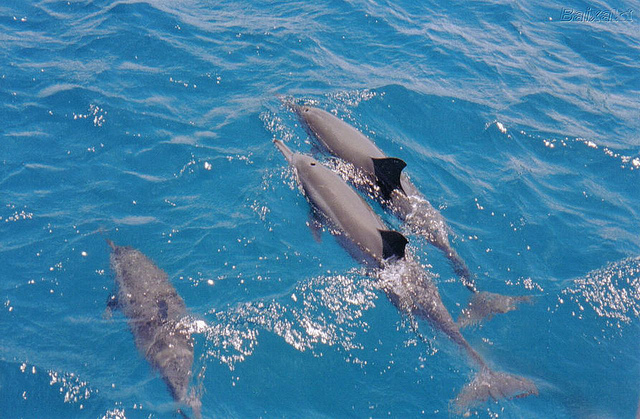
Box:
[100,407,126,419]
[328,89,379,107]
[260,110,297,144]
[47,369,93,405]
[563,256,640,325]
[195,269,378,371]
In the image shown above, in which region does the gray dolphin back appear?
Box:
[274,140,407,265]
[294,105,385,164]
[295,105,407,199]
[108,241,199,417]
[293,105,480,287]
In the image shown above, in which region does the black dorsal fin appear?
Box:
[379,229,408,261]
[372,157,407,199]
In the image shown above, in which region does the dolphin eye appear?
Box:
[304,108,309,112]
[310,162,316,166]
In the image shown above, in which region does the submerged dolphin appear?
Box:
[106,240,201,419]
[273,140,537,412]
[291,104,530,326]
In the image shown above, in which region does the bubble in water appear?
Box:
[563,256,640,325]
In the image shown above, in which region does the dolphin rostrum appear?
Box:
[106,240,201,419]
[291,104,530,326]
[273,140,537,412]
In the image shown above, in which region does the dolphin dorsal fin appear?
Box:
[372,157,407,199]
[379,230,408,260]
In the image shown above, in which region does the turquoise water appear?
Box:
[1,0,639,418]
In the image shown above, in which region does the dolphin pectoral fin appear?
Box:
[372,157,407,199]
[453,368,538,414]
[379,230,408,260]
[307,211,323,243]
[104,293,119,320]
[457,292,533,328]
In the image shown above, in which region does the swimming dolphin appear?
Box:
[273,140,538,412]
[273,139,407,265]
[290,104,530,326]
[290,104,471,280]
[106,240,201,419]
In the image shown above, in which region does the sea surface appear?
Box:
[1,0,639,418]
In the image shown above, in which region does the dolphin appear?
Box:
[290,104,530,326]
[106,240,201,419]
[273,140,538,412]
[290,104,472,282]
[273,139,407,265]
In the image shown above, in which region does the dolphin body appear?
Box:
[106,240,201,419]
[292,104,472,283]
[291,104,530,326]
[273,140,537,412]
[273,139,408,265]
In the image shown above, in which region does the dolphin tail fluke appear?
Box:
[379,230,408,261]
[457,291,533,328]
[453,367,538,414]
[372,157,406,199]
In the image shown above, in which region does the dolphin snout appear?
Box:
[273,139,294,163]
[279,97,303,115]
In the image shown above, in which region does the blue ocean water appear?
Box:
[1,0,639,417]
